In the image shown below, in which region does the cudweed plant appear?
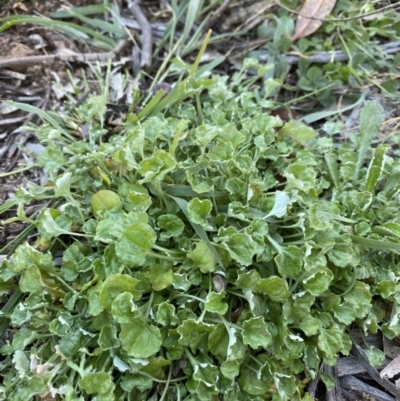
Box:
[1,55,400,401]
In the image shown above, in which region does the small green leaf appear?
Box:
[223,233,256,267]
[187,241,216,273]
[172,273,191,291]
[177,319,213,352]
[36,142,66,172]
[376,280,397,300]
[19,266,44,293]
[255,276,290,302]
[273,372,298,399]
[320,373,336,391]
[11,376,46,400]
[205,291,229,315]
[301,267,334,296]
[333,302,356,325]
[279,120,317,142]
[36,208,72,238]
[111,292,138,323]
[125,191,152,213]
[318,327,343,360]
[187,198,212,226]
[242,317,272,349]
[9,242,54,272]
[364,346,385,367]
[12,327,37,351]
[274,246,303,278]
[238,356,272,395]
[221,359,241,380]
[99,323,120,350]
[235,269,261,291]
[155,301,179,326]
[120,317,162,358]
[91,190,122,218]
[115,223,156,266]
[343,281,372,319]
[157,214,185,240]
[13,350,30,376]
[138,150,176,184]
[266,191,292,218]
[120,374,153,392]
[79,372,115,395]
[192,361,219,388]
[284,162,316,192]
[328,237,360,268]
[146,264,174,291]
[58,328,83,358]
[99,274,141,311]
[297,314,319,336]
[208,324,228,361]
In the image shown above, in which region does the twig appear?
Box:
[0,39,128,70]
[321,364,344,401]
[340,375,395,401]
[202,0,230,33]
[120,17,169,38]
[276,1,400,23]
[351,341,400,399]
[255,40,400,65]
[127,0,153,68]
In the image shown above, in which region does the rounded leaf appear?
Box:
[91,190,122,218]
[99,274,141,311]
[120,318,162,358]
[115,223,156,266]
[79,372,114,395]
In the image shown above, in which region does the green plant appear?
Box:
[1,55,400,401]
[252,0,400,108]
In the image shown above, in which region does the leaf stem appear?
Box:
[144,291,154,319]
[159,364,173,401]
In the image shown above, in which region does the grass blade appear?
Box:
[354,100,385,181]
[0,15,116,49]
[350,235,400,252]
[49,4,112,19]
[182,0,202,44]
[2,101,73,140]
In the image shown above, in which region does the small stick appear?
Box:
[255,40,400,65]
[0,39,128,70]
[351,341,400,399]
[203,0,230,33]
[127,0,153,68]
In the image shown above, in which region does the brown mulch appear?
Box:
[2,1,400,400]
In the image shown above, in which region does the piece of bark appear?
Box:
[337,356,391,377]
[351,342,400,399]
[255,40,400,65]
[322,364,344,401]
[340,388,360,401]
[383,336,400,359]
[0,40,128,69]
[127,0,152,68]
[349,328,383,349]
[340,375,395,401]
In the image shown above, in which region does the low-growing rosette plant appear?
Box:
[1,59,400,400]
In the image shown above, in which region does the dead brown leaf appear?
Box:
[291,0,337,42]
[380,354,400,380]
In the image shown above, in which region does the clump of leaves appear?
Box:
[1,58,400,401]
